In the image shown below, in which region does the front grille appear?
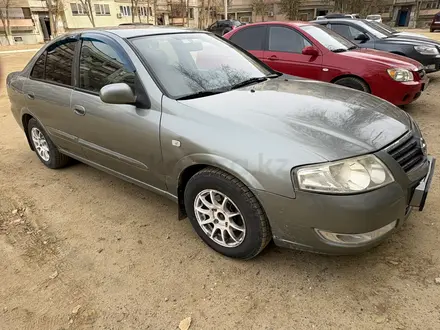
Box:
[387,133,425,172]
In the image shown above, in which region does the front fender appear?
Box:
[168,153,266,197]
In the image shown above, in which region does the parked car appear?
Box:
[224,22,428,106]
[366,14,382,23]
[206,19,242,36]
[312,18,440,72]
[7,27,435,259]
[430,12,440,32]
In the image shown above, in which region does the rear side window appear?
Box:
[229,26,266,51]
[79,39,135,93]
[30,53,45,79]
[45,38,77,86]
[30,38,76,85]
[268,26,311,53]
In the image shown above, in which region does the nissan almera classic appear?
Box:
[7,27,435,259]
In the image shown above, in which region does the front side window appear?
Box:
[79,39,135,93]
[44,38,77,86]
[229,26,266,51]
[330,24,362,40]
[268,26,311,53]
[131,33,272,99]
[301,24,356,52]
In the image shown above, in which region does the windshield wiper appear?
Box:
[176,89,227,100]
[229,77,268,90]
[331,48,348,53]
[347,45,358,50]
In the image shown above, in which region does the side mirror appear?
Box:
[354,33,369,41]
[302,46,319,56]
[99,83,136,104]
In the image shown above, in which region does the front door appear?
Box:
[71,34,165,190]
[329,23,375,49]
[24,36,84,156]
[263,26,323,80]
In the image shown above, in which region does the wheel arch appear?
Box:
[331,74,371,93]
[22,113,35,151]
[173,154,265,220]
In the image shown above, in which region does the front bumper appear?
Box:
[256,155,435,255]
[381,78,428,106]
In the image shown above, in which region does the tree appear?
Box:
[0,0,12,45]
[252,0,269,22]
[45,0,64,38]
[279,0,302,20]
[79,0,95,27]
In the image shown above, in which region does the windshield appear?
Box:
[131,33,271,99]
[301,24,356,51]
[368,21,397,34]
[360,20,392,38]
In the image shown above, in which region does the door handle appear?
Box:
[73,105,86,116]
[268,55,278,61]
[27,92,35,100]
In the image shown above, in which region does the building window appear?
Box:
[119,5,131,16]
[71,3,88,15]
[138,6,151,16]
[188,7,194,19]
[94,4,110,15]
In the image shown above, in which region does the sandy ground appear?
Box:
[1,31,440,330]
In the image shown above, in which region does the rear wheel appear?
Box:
[28,118,70,169]
[184,167,271,259]
[334,76,370,93]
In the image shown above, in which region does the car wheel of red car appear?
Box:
[334,77,370,93]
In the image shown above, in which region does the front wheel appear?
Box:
[334,76,370,93]
[184,167,271,259]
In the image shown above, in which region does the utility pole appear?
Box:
[224,0,227,19]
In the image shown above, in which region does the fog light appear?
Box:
[315,221,397,245]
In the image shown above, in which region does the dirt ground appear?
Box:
[1,31,440,330]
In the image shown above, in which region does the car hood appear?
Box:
[180,78,410,161]
[339,48,421,70]
[382,35,440,47]
[395,31,433,40]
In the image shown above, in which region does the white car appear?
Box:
[366,15,382,23]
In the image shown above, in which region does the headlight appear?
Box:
[295,155,394,194]
[387,68,414,82]
[414,45,439,55]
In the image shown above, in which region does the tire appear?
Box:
[334,76,370,93]
[27,118,70,169]
[184,167,271,259]
[221,28,232,36]
[430,28,434,33]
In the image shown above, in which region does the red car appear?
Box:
[430,12,440,32]
[224,21,428,106]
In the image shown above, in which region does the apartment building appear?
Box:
[392,0,440,27]
[0,0,200,45]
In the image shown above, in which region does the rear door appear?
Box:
[23,36,84,156]
[263,25,323,80]
[228,25,267,60]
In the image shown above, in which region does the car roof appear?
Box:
[237,21,312,28]
[312,18,369,24]
[60,25,202,39]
